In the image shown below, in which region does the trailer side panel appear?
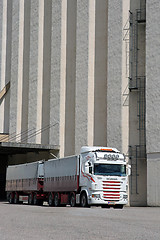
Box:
[44,156,79,192]
[6,162,39,192]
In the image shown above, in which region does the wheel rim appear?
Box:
[49,194,53,206]
[54,194,59,207]
[33,194,37,205]
[9,193,13,204]
[28,194,33,205]
[14,193,18,204]
[70,195,75,207]
[81,193,87,207]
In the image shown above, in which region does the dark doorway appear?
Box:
[0,155,8,199]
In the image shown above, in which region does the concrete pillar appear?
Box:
[28,0,44,144]
[41,0,52,145]
[10,0,22,140]
[88,0,95,147]
[0,0,12,134]
[94,0,107,147]
[75,0,95,154]
[0,0,7,133]
[50,0,67,157]
[21,0,30,143]
[64,0,77,156]
[107,0,123,151]
[146,0,160,206]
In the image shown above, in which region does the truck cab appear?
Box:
[79,146,130,208]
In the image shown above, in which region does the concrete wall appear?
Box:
[0,1,130,155]
[146,0,160,206]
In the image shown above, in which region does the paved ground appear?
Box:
[0,201,160,240]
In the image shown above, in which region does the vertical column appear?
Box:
[64,0,77,156]
[107,0,123,151]
[21,0,30,142]
[28,0,44,144]
[16,0,24,140]
[50,0,67,157]
[87,0,95,147]
[36,0,44,143]
[0,0,7,133]
[75,0,89,153]
[59,0,67,157]
[75,0,95,153]
[41,0,52,145]
[0,0,12,134]
[9,0,21,139]
[94,0,107,147]
[4,0,12,134]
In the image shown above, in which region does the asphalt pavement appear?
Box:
[0,201,160,240]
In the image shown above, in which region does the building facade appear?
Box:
[0,0,160,206]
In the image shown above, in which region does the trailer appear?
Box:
[6,146,131,208]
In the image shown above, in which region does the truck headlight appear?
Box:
[92,194,100,199]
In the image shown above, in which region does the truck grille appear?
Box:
[102,181,121,201]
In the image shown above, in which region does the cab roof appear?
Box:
[80,146,120,154]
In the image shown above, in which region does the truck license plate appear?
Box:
[107,201,115,205]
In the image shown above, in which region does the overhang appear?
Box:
[0,142,60,155]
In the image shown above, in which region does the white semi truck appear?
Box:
[6,146,131,208]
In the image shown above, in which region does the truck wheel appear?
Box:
[14,192,19,204]
[70,194,76,207]
[33,193,38,205]
[80,192,88,207]
[54,193,60,207]
[9,192,14,204]
[48,193,54,206]
[28,193,33,205]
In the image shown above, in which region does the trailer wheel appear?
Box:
[9,192,14,204]
[48,193,54,206]
[33,193,38,205]
[14,192,19,204]
[28,193,33,205]
[70,194,76,207]
[80,192,88,207]
[54,193,60,207]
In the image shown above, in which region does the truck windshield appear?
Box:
[94,164,126,176]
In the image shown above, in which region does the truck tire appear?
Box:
[33,193,38,205]
[14,192,19,204]
[28,193,33,205]
[54,193,60,207]
[70,193,76,207]
[48,193,54,206]
[9,192,14,204]
[80,192,88,207]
